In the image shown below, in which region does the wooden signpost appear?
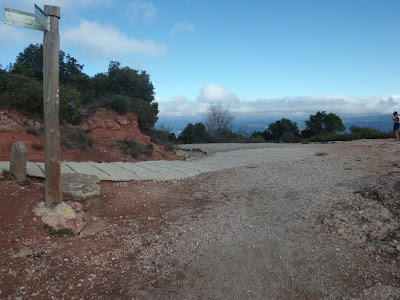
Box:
[4,4,62,207]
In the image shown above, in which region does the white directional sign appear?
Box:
[4,8,46,31]
[35,4,49,31]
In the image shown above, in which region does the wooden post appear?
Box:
[43,6,61,207]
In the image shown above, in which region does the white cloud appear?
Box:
[128,0,156,22]
[169,22,196,35]
[199,83,240,104]
[0,23,41,47]
[157,83,400,118]
[63,21,167,60]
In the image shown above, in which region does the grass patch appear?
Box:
[2,169,16,180]
[315,152,328,156]
[43,224,75,237]
[32,251,46,259]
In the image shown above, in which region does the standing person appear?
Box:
[393,111,400,140]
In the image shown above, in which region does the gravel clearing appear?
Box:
[1,140,400,299]
[124,143,399,299]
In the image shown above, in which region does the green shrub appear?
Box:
[32,251,46,259]
[0,74,43,116]
[119,138,152,159]
[108,94,131,114]
[143,144,154,156]
[130,148,140,158]
[248,134,265,143]
[315,152,328,156]
[280,131,301,143]
[148,127,176,151]
[305,128,392,143]
[131,99,158,132]
[60,128,93,150]
[178,123,210,144]
[59,85,83,124]
[43,224,74,237]
[2,170,16,180]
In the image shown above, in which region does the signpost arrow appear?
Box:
[4,8,46,31]
[35,4,49,31]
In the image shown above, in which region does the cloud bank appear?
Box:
[157,83,400,118]
[63,21,166,60]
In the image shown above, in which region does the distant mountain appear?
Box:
[157,114,394,136]
[341,115,393,132]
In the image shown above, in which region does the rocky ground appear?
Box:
[1,140,400,299]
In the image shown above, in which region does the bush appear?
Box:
[280,131,301,143]
[147,126,176,151]
[131,99,158,132]
[305,128,392,143]
[178,123,210,144]
[2,170,16,180]
[60,128,93,150]
[130,148,140,158]
[43,224,74,237]
[248,135,265,143]
[59,85,83,124]
[108,94,131,114]
[0,74,43,116]
[119,138,152,159]
[265,118,300,142]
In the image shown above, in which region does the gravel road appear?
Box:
[120,140,400,299]
[2,140,399,299]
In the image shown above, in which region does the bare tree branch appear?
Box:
[202,102,235,139]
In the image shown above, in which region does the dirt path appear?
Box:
[1,140,400,299]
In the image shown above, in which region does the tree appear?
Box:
[264,118,300,142]
[11,44,43,80]
[203,102,235,140]
[178,123,210,144]
[0,66,7,94]
[302,111,345,138]
[349,125,363,134]
[106,61,155,103]
[131,99,159,132]
[11,43,85,84]
[2,45,159,131]
[0,74,43,114]
[59,51,86,84]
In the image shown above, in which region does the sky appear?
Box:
[0,0,400,122]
